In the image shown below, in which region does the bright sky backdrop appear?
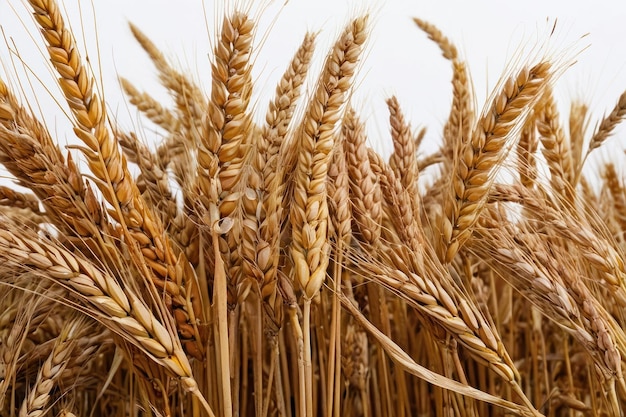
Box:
[1,0,626,162]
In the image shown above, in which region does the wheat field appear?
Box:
[1,1,626,416]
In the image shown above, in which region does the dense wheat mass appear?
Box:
[2,1,626,416]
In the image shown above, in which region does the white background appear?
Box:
[1,0,625,164]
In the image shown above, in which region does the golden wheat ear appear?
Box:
[125,25,205,200]
[27,0,206,360]
[516,108,539,188]
[18,317,85,417]
[288,16,368,417]
[128,23,206,144]
[387,96,420,211]
[587,90,626,157]
[0,186,41,216]
[343,108,382,247]
[0,78,109,240]
[414,19,474,178]
[536,88,576,203]
[440,62,552,263]
[258,32,317,334]
[290,16,368,300]
[119,77,181,134]
[117,130,177,223]
[604,163,626,239]
[568,100,589,172]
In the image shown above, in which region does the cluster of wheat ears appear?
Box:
[3,1,626,416]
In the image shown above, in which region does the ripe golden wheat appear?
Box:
[2,1,626,417]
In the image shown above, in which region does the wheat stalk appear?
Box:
[326,142,351,417]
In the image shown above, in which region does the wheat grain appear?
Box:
[326,138,352,416]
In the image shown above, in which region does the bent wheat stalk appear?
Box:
[341,293,539,417]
